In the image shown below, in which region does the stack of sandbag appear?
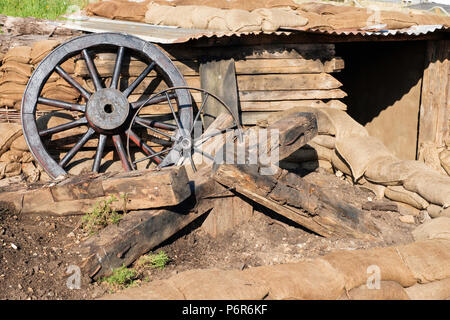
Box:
[104,225,450,300]
[0,39,81,111]
[144,2,308,32]
[0,46,33,108]
[278,106,450,220]
[0,122,41,183]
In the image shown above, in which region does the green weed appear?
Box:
[136,251,170,270]
[0,0,88,20]
[82,194,125,235]
[100,265,137,289]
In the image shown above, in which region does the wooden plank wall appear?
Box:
[160,43,346,125]
[418,40,450,151]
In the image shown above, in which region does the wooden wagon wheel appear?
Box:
[21,33,192,179]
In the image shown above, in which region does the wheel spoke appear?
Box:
[59,127,95,168]
[81,49,103,91]
[193,125,237,144]
[135,118,175,141]
[110,46,125,90]
[127,129,163,164]
[55,65,91,100]
[92,134,107,173]
[112,134,132,171]
[131,92,176,110]
[38,117,87,137]
[38,97,86,113]
[123,61,155,98]
[193,147,214,161]
[166,92,182,130]
[133,147,172,165]
[135,117,177,131]
[190,93,209,135]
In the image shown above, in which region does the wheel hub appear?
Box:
[86,88,130,132]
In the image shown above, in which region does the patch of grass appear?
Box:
[100,265,137,289]
[136,251,170,270]
[0,0,88,20]
[82,194,125,235]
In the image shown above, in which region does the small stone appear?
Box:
[367,197,373,202]
[11,243,18,250]
[335,170,343,177]
[27,287,34,294]
[399,215,415,224]
[0,228,5,235]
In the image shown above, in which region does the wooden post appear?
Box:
[417,40,450,157]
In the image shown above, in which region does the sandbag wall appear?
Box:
[105,217,450,300]
[278,106,450,220]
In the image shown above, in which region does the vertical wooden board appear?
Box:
[199,59,240,129]
[418,40,450,152]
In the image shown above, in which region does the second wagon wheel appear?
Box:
[21,33,192,179]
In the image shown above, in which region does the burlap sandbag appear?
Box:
[418,142,447,175]
[0,97,16,107]
[2,46,31,64]
[100,279,186,300]
[0,71,30,85]
[243,259,345,300]
[396,240,450,283]
[0,61,33,77]
[335,135,392,180]
[0,150,24,163]
[439,149,450,176]
[338,281,409,300]
[253,7,308,32]
[168,269,269,300]
[22,162,40,183]
[311,134,335,149]
[86,0,149,22]
[331,149,352,176]
[318,107,367,139]
[403,170,450,207]
[0,82,27,96]
[322,246,417,290]
[384,186,429,210]
[10,135,29,152]
[31,40,61,65]
[364,158,430,186]
[405,278,450,300]
[412,217,450,242]
[0,123,23,157]
[0,162,22,178]
[270,106,336,136]
[358,178,385,200]
[36,112,86,143]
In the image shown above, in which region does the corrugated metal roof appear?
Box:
[59,15,449,44]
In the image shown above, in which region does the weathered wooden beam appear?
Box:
[237,74,343,91]
[234,58,344,74]
[238,89,347,102]
[213,164,380,240]
[75,167,218,280]
[0,166,191,215]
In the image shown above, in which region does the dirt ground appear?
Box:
[0,169,416,300]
